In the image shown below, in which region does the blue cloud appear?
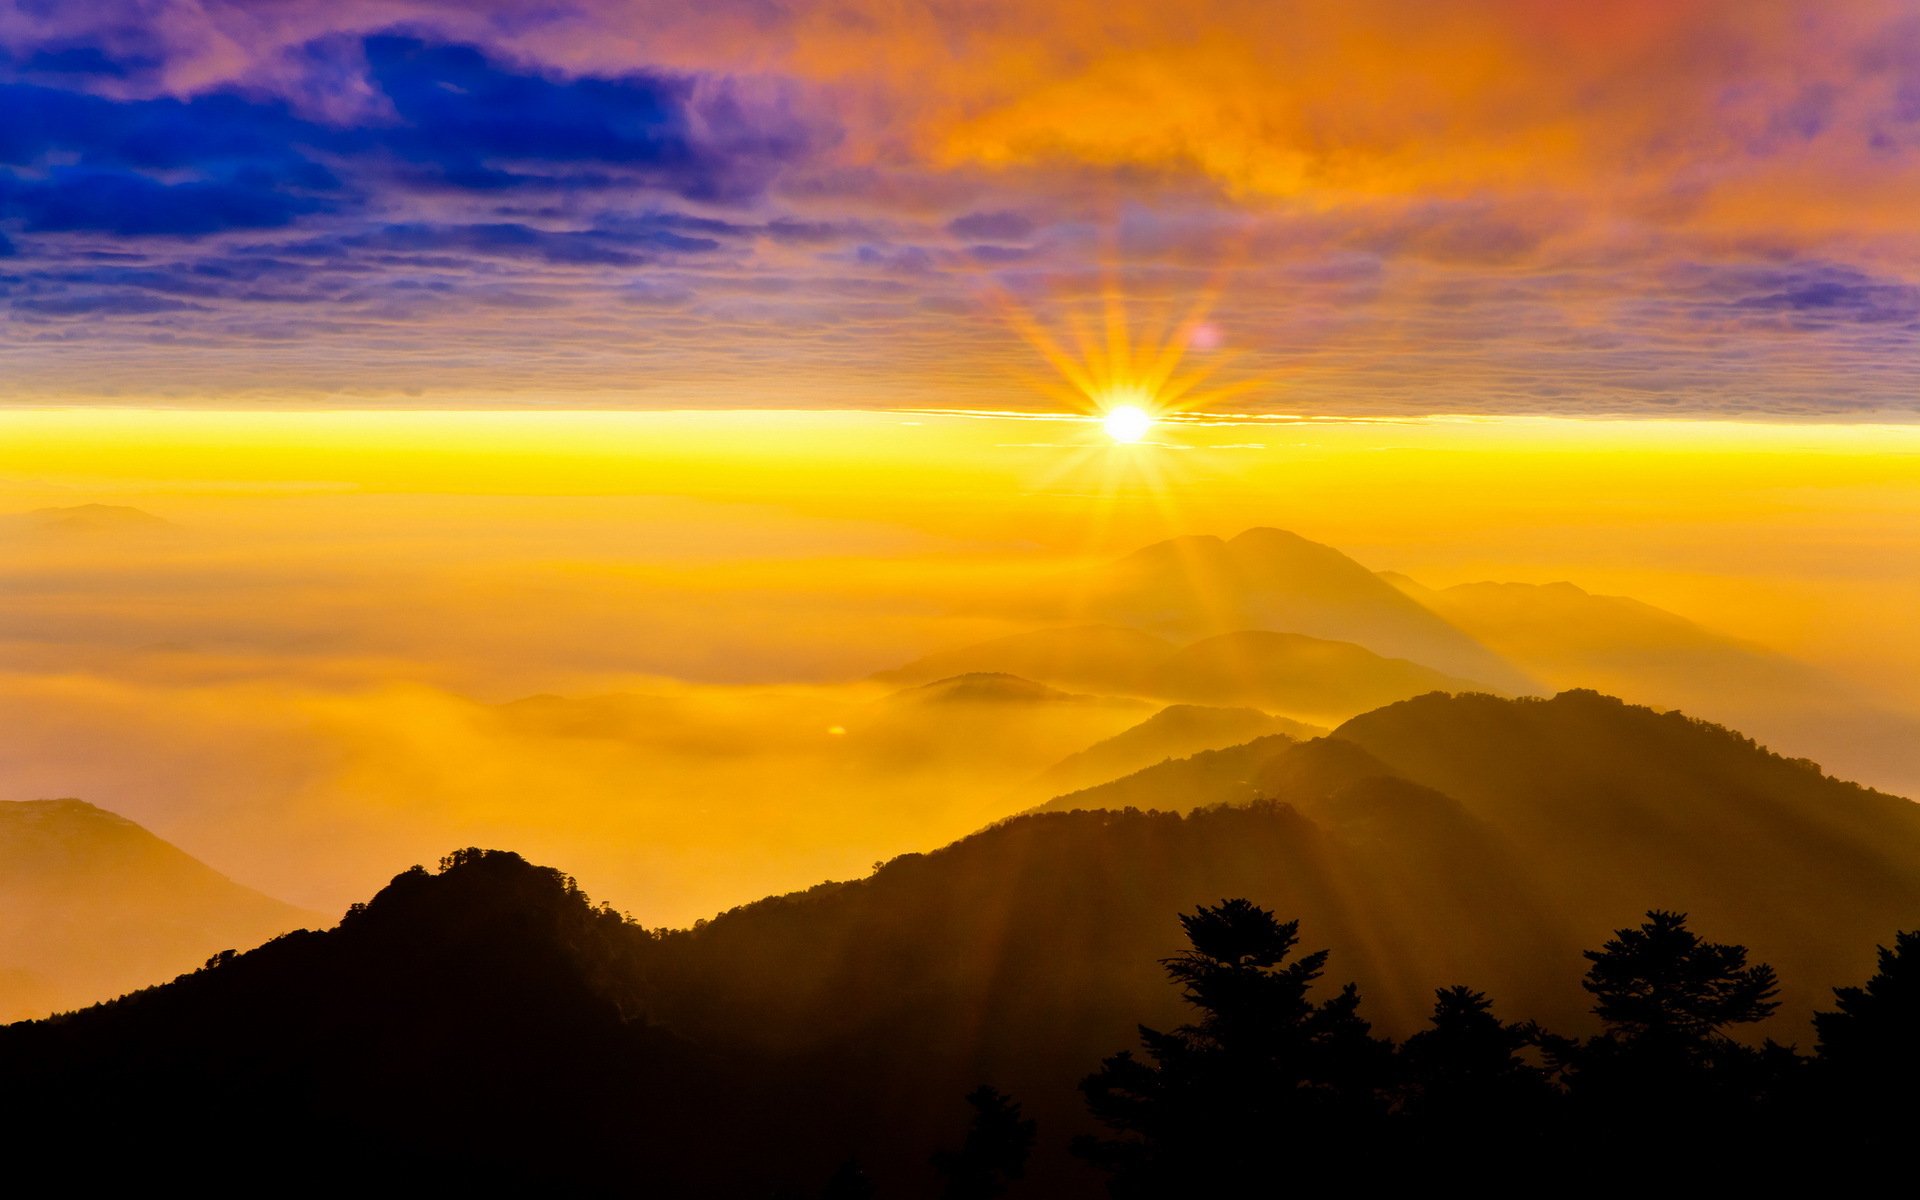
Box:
[948,211,1034,241]
[12,291,200,317]
[0,32,821,246]
[1,168,335,236]
[356,35,811,203]
[1727,263,1920,326]
[282,221,724,268]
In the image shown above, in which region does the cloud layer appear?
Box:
[2,1,1919,413]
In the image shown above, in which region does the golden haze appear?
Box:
[3,408,1918,928]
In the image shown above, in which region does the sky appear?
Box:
[3,0,1920,413]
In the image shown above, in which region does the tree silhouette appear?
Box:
[931,1085,1037,1199]
[1582,910,1779,1047]
[1545,909,1790,1156]
[1075,899,1391,1195]
[1813,929,1920,1147]
[1400,986,1552,1117]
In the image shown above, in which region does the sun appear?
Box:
[1103,403,1154,443]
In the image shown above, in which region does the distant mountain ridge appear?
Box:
[1033,704,1322,796]
[880,624,1494,725]
[3,504,174,536]
[1078,528,1534,690]
[0,799,320,1021]
[1389,573,1920,797]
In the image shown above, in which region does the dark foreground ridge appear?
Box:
[5,691,1920,1193]
[5,849,1917,1194]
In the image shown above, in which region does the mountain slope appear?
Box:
[1033,704,1322,796]
[874,625,1497,727]
[10,695,1920,1194]
[1394,576,1920,797]
[1329,689,1920,1006]
[1037,733,1302,813]
[1081,528,1532,689]
[0,799,321,1021]
[0,850,686,1189]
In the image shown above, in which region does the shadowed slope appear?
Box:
[1332,690,1920,1024]
[0,850,684,1189]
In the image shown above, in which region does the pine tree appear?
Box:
[1075,899,1391,1196]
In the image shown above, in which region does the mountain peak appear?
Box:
[1225,526,1323,550]
[1,798,318,1022]
[1088,529,1536,692]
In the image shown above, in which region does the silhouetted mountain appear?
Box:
[1330,689,1920,1021]
[0,849,689,1189]
[1080,529,1532,689]
[0,799,319,1021]
[1036,689,1920,1031]
[1033,704,1322,796]
[11,694,1920,1194]
[1390,575,1920,797]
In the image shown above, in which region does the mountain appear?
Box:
[0,850,691,1189]
[3,504,174,536]
[1034,688,1920,1034]
[11,694,1920,1193]
[1392,576,1920,797]
[1033,704,1322,796]
[0,799,321,1021]
[1079,528,1533,690]
[1328,689,1920,1007]
[1037,733,1301,813]
[838,673,1152,782]
[874,625,1496,727]
[1147,630,1488,722]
